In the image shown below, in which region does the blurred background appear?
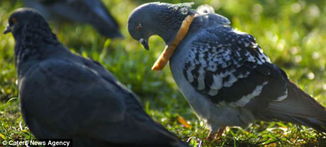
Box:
[0,0,325,146]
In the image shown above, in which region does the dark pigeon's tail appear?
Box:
[88,0,124,39]
[263,81,326,132]
[23,0,124,39]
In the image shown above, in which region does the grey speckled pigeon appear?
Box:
[128,2,326,138]
[3,8,188,147]
[23,0,123,38]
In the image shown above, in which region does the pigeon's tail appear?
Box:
[129,117,189,147]
[92,21,124,39]
[23,0,51,19]
[88,5,124,39]
[263,81,326,132]
[152,123,189,147]
[24,0,124,39]
[89,5,123,39]
[74,137,188,147]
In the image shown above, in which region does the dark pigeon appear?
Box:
[128,2,326,138]
[4,8,188,147]
[24,0,123,38]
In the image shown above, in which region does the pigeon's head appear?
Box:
[4,8,50,38]
[128,2,194,50]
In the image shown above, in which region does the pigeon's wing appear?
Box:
[20,59,126,134]
[76,57,185,145]
[21,58,181,145]
[182,26,288,110]
[182,26,326,131]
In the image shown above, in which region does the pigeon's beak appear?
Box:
[139,38,149,50]
[3,25,12,34]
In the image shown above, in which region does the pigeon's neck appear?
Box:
[14,24,61,75]
[154,6,194,44]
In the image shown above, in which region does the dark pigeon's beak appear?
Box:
[139,38,149,50]
[3,25,12,34]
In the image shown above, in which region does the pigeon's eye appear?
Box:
[9,17,17,26]
[136,23,142,31]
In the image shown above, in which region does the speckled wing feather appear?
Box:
[182,26,289,108]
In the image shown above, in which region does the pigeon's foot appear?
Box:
[206,126,226,141]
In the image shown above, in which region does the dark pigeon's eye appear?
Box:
[136,23,142,31]
[9,17,17,26]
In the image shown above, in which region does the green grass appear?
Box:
[0,0,325,146]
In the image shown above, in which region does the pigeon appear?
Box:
[128,2,326,139]
[23,0,123,38]
[3,8,188,147]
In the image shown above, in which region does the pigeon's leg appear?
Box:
[206,126,226,141]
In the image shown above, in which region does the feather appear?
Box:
[196,5,215,14]
[260,81,326,131]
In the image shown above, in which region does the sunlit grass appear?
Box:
[0,0,325,146]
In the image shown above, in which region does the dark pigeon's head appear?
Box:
[128,2,194,50]
[3,8,51,39]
